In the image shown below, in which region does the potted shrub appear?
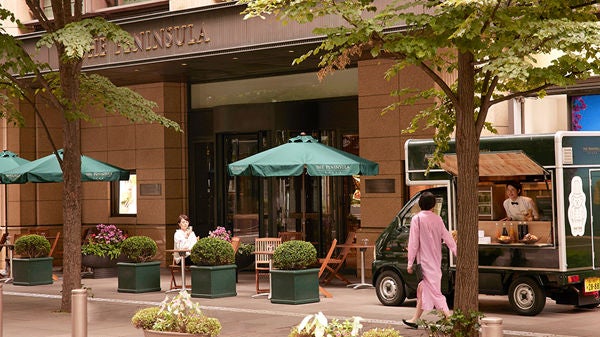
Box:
[81,224,127,278]
[270,240,319,304]
[117,236,161,293]
[12,234,53,286]
[189,237,236,298]
[131,290,222,337]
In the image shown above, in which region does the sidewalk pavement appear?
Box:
[0,268,582,337]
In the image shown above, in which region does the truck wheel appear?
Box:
[375,270,406,306]
[508,277,546,316]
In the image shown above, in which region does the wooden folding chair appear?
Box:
[231,237,241,255]
[169,255,191,290]
[317,238,337,298]
[319,231,354,285]
[254,237,282,294]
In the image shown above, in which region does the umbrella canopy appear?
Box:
[227,134,378,236]
[0,150,31,172]
[0,150,31,235]
[0,149,130,184]
[228,134,379,177]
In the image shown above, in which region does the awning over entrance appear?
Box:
[440,151,547,177]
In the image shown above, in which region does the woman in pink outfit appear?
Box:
[403,192,457,329]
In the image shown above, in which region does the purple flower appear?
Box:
[208,226,232,242]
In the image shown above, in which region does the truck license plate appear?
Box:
[584,277,600,293]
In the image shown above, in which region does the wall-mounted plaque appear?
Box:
[140,183,162,196]
[365,179,395,193]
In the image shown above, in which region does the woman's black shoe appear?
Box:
[402,319,418,329]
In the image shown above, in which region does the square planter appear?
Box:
[190,264,237,298]
[270,268,320,304]
[117,261,161,293]
[12,257,53,286]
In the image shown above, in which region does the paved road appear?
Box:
[2,269,598,337]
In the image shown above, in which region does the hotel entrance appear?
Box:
[219,131,361,254]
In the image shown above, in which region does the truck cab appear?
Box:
[371,132,600,316]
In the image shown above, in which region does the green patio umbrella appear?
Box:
[0,150,31,237]
[228,134,379,233]
[0,149,130,184]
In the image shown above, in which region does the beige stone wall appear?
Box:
[357,59,436,276]
[1,81,187,266]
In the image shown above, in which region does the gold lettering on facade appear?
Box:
[132,32,143,52]
[85,23,210,59]
[187,24,196,45]
[87,36,107,58]
[173,26,185,47]
[153,29,164,50]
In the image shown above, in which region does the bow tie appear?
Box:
[511,202,518,205]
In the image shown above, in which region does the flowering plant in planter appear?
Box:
[289,312,402,337]
[131,290,221,336]
[289,312,362,337]
[208,226,232,242]
[81,224,127,260]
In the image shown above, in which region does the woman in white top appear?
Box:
[503,181,539,221]
[173,214,198,265]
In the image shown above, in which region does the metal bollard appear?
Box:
[481,317,503,337]
[72,289,88,337]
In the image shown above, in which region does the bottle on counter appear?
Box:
[502,222,509,237]
[509,222,516,242]
[495,223,501,239]
[518,221,524,240]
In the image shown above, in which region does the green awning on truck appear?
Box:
[440,151,547,177]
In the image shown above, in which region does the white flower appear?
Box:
[350,316,363,336]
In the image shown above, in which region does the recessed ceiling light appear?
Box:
[288,50,295,53]
[181,63,187,66]
[232,57,239,60]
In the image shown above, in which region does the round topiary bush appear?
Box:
[121,236,157,263]
[190,237,235,266]
[14,234,51,258]
[272,240,317,270]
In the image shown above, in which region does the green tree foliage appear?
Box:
[239,0,600,318]
[0,1,181,312]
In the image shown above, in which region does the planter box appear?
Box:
[117,261,161,293]
[190,264,237,298]
[270,268,320,305]
[12,257,53,286]
[82,254,127,278]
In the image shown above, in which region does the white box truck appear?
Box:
[372,131,600,315]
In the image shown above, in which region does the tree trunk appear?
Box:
[453,51,480,323]
[59,59,83,312]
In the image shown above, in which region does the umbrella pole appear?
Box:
[3,185,6,237]
[301,173,306,236]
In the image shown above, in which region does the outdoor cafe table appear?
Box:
[165,249,190,292]
[336,243,375,289]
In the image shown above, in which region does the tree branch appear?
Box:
[489,83,553,105]
[477,75,498,131]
